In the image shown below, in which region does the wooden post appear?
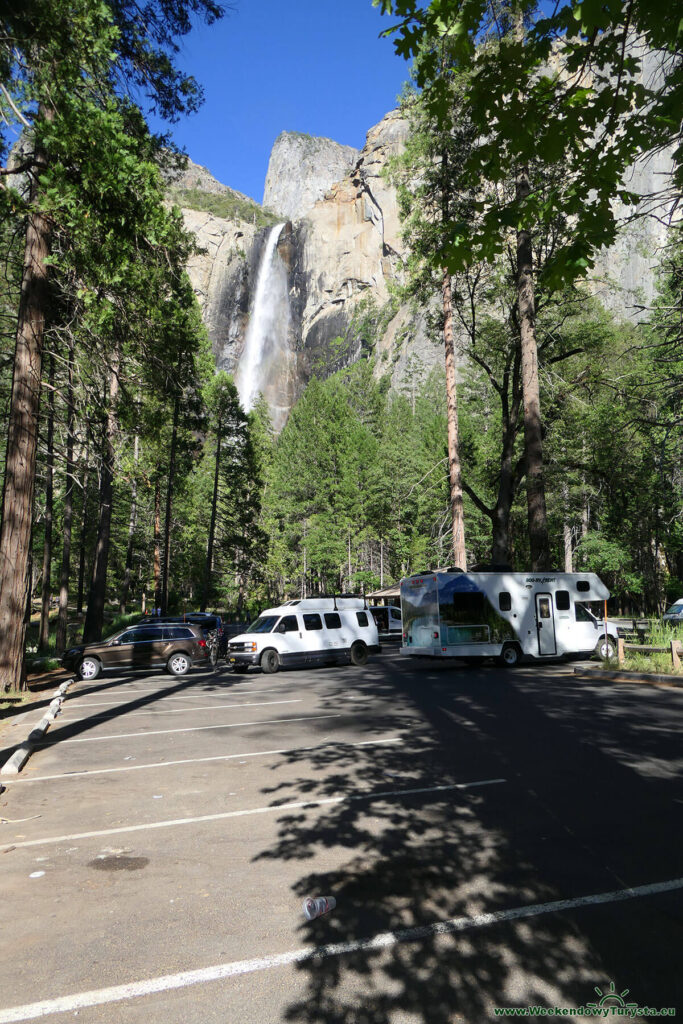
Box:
[617,638,625,666]
[672,640,681,670]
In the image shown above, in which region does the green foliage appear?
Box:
[377,0,682,286]
[169,187,280,228]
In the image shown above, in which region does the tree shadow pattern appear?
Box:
[251,660,683,1023]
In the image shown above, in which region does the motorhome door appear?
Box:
[535,593,557,655]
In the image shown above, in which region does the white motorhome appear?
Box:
[226,597,380,674]
[400,569,621,666]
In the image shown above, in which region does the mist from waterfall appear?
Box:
[235,223,291,419]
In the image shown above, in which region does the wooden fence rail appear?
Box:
[617,638,683,670]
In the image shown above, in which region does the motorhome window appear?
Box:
[303,613,323,631]
[324,613,342,629]
[499,592,511,611]
[356,612,369,627]
[246,616,279,633]
[576,580,590,592]
[556,591,570,611]
[278,615,299,632]
[575,602,598,623]
[538,597,551,619]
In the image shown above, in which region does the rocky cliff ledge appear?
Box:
[263,131,359,221]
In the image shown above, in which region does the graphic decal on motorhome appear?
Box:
[437,575,516,645]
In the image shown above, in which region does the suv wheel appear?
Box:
[167,652,191,676]
[350,641,368,666]
[78,656,101,681]
[260,649,279,674]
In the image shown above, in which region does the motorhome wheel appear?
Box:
[350,641,368,666]
[499,644,520,667]
[261,648,280,674]
[596,636,617,660]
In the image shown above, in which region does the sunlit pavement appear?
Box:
[0,654,681,1023]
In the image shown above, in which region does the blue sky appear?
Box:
[157,0,410,203]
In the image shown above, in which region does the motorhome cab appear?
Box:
[226,597,381,673]
[400,569,621,666]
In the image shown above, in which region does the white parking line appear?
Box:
[1,875,679,1023]
[59,699,302,720]
[0,778,505,850]
[67,689,287,706]
[6,737,403,784]
[41,713,343,745]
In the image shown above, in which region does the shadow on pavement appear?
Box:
[251,658,683,1022]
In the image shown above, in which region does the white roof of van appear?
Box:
[261,597,368,616]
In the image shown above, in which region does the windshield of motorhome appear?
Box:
[401,576,438,647]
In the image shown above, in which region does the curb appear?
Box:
[574,666,683,688]
[0,678,75,775]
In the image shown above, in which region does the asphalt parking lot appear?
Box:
[1,650,681,1023]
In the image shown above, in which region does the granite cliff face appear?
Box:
[177,109,673,429]
[263,132,358,221]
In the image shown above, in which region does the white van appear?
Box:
[226,597,381,673]
[369,605,402,637]
[400,569,622,666]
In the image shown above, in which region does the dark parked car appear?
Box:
[62,623,209,680]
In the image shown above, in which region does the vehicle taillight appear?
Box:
[197,639,207,648]
[433,631,439,639]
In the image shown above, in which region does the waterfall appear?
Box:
[235,223,291,418]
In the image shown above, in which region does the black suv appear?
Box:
[136,613,226,655]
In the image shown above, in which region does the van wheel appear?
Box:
[595,636,617,660]
[499,644,521,668]
[78,656,101,681]
[350,641,368,666]
[260,649,279,674]
[167,652,190,676]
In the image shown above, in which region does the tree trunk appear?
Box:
[83,350,120,642]
[442,267,467,569]
[119,431,139,613]
[55,341,75,654]
[0,113,52,693]
[38,353,55,649]
[153,478,161,612]
[491,424,518,565]
[201,425,222,612]
[160,394,180,615]
[516,164,550,571]
[76,440,89,616]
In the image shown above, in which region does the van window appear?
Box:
[356,612,369,627]
[278,615,299,632]
[499,592,511,611]
[390,607,401,620]
[246,616,279,633]
[303,613,323,631]
[556,590,570,611]
[324,613,341,629]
